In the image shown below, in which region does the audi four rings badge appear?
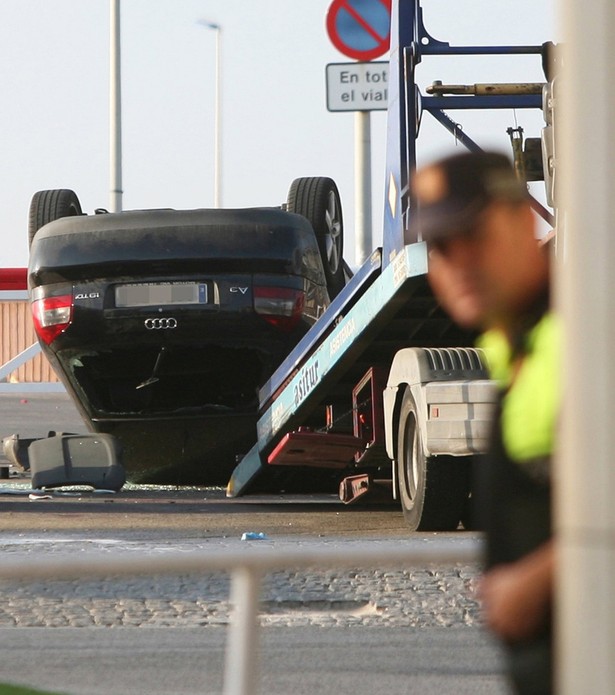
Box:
[144,318,178,329]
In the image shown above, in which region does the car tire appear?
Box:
[287,177,345,299]
[396,389,469,531]
[28,189,82,247]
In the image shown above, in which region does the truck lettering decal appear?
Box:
[392,252,407,288]
[329,318,356,357]
[271,404,285,432]
[293,360,320,406]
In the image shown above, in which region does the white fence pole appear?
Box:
[224,567,263,695]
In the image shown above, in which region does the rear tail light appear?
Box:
[254,286,305,332]
[31,295,73,345]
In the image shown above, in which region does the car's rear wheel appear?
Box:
[28,189,82,246]
[287,177,345,299]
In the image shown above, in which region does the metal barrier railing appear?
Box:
[0,291,63,392]
[0,340,65,393]
[0,540,482,695]
[0,342,42,380]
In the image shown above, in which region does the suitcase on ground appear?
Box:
[29,433,126,491]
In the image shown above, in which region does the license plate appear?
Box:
[115,282,208,308]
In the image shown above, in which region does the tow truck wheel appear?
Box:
[28,189,82,247]
[287,177,345,299]
[396,390,468,531]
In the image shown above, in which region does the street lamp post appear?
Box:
[199,20,222,208]
[110,0,123,212]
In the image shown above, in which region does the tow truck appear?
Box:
[226,0,556,531]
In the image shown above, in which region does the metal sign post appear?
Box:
[109,0,123,213]
[354,111,372,264]
[326,0,391,266]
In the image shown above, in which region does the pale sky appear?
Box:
[0,0,555,268]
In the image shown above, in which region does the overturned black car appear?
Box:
[27,178,347,484]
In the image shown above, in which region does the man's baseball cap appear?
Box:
[411,150,528,243]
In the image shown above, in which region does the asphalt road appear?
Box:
[0,391,510,695]
[0,391,86,441]
[0,626,508,695]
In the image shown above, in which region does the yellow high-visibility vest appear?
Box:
[478,312,559,463]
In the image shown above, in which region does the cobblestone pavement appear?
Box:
[0,536,482,629]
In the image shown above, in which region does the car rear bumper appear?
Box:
[92,410,259,485]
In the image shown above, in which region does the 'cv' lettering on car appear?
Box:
[294,360,320,406]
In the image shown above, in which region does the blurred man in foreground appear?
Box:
[414,150,558,695]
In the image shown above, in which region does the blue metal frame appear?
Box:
[382,0,551,263]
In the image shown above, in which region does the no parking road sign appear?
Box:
[326,0,392,61]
